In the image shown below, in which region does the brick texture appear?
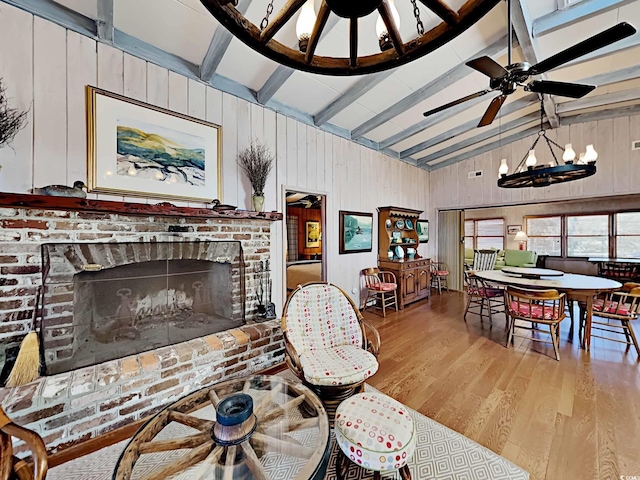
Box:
[0,206,283,457]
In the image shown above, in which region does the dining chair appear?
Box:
[362,267,398,317]
[464,271,505,325]
[1,405,48,480]
[429,261,449,295]
[589,282,640,356]
[505,287,566,361]
[472,249,498,271]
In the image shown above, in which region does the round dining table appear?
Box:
[473,269,622,350]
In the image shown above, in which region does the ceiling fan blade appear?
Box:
[530,22,637,75]
[423,89,493,117]
[478,95,506,127]
[527,80,596,99]
[466,56,508,79]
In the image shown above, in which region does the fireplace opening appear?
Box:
[40,241,246,375]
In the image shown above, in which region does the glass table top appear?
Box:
[113,375,330,480]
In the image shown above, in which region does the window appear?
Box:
[567,214,608,257]
[476,218,504,250]
[526,216,562,256]
[616,212,640,258]
[464,220,474,250]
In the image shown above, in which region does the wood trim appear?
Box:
[0,193,283,221]
[46,362,286,468]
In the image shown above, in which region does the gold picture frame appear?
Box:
[86,86,222,202]
[306,221,321,248]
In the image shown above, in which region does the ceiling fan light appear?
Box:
[525,149,537,168]
[562,143,576,163]
[296,0,317,52]
[584,144,598,163]
[498,158,509,177]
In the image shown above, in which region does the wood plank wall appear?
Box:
[429,116,640,259]
[0,3,431,313]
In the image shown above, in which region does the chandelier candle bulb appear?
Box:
[584,144,598,163]
[525,150,537,168]
[563,144,576,163]
[498,158,509,177]
[296,0,316,52]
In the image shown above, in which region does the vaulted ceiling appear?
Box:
[25,0,640,170]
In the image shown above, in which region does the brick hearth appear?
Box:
[0,199,284,455]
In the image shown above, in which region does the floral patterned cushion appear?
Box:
[509,301,560,320]
[284,284,363,355]
[299,345,378,386]
[335,393,415,472]
[468,287,503,298]
[593,299,631,316]
[370,282,397,292]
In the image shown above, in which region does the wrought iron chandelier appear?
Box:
[199,0,501,75]
[497,99,597,188]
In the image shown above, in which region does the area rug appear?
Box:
[48,373,529,480]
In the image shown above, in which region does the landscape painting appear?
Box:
[87,86,221,202]
[117,118,206,186]
[339,211,373,254]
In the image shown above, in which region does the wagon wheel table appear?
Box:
[113,375,330,480]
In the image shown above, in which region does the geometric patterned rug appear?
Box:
[48,374,529,480]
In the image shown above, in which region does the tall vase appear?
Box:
[252,194,265,212]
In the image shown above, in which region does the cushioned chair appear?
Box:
[430,261,449,295]
[505,287,566,361]
[1,406,48,480]
[281,282,381,422]
[494,249,538,270]
[588,282,640,356]
[464,271,505,325]
[362,267,398,317]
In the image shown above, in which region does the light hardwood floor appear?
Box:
[364,291,640,480]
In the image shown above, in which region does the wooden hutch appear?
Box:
[377,206,431,309]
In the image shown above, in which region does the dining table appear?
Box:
[474,268,622,350]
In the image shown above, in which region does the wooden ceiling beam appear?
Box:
[200,0,253,82]
[557,88,640,114]
[96,0,113,42]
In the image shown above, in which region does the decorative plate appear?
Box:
[395,245,405,259]
[405,219,413,230]
[395,219,405,229]
[385,219,392,229]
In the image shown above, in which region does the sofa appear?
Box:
[465,248,537,270]
[494,249,538,270]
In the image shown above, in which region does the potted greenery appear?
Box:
[0,78,28,152]
[237,139,274,212]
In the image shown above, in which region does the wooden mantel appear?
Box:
[0,193,283,221]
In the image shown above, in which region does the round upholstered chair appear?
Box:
[335,392,415,480]
[281,282,381,422]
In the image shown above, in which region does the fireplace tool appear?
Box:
[6,285,42,387]
[255,260,277,321]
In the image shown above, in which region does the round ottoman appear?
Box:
[334,392,415,480]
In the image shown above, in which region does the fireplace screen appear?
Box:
[40,241,245,375]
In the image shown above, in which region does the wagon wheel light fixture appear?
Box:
[199,0,502,75]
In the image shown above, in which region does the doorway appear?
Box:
[284,190,326,295]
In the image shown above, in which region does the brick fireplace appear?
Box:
[0,194,284,455]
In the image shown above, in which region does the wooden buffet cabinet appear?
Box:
[377,206,431,309]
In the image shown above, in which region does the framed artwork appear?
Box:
[86,86,222,202]
[507,225,522,235]
[305,221,321,248]
[339,211,373,254]
[416,219,429,243]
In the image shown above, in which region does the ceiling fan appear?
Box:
[422,1,637,127]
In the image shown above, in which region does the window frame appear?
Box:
[614,211,640,259]
[525,215,563,257]
[565,213,611,259]
[465,217,505,251]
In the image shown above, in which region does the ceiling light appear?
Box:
[498,99,596,188]
[376,0,400,52]
[498,159,509,177]
[296,0,316,53]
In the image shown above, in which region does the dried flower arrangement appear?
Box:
[237,139,274,196]
[0,78,28,149]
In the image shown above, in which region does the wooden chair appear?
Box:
[429,261,449,295]
[464,271,505,325]
[597,262,639,282]
[505,287,566,361]
[0,406,48,480]
[588,282,640,356]
[472,249,498,271]
[362,267,398,317]
[281,282,381,423]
